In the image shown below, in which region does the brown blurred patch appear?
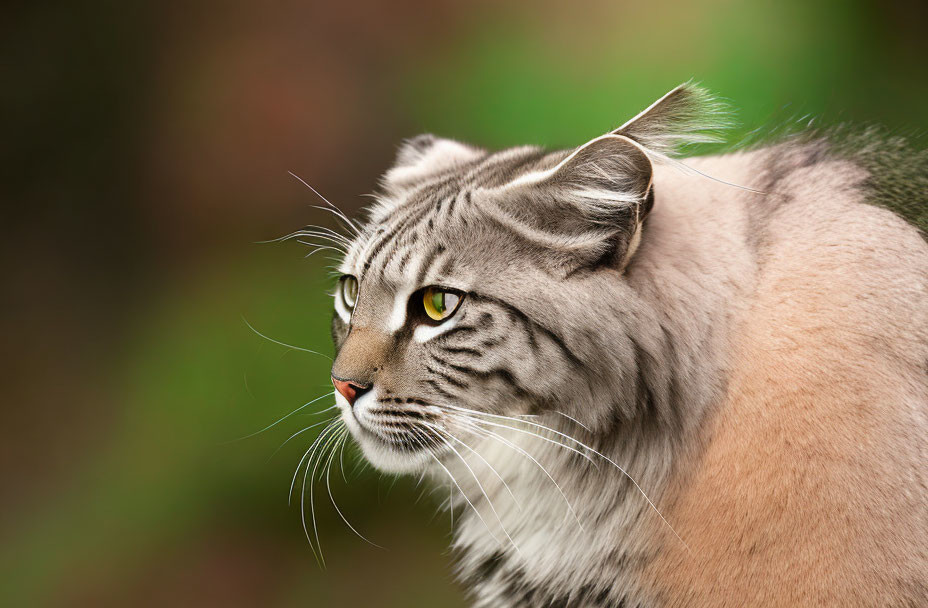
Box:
[142,0,499,257]
[54,528,298,607]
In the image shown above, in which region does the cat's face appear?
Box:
[329,137,652,473]
[327,84,720,473]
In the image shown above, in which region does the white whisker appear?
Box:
[266,417,334,462]
[459,414,597,466]
[452,414,584,530]
[441,404,689,551]
[288,171,361,236]
[304,423,344,566]
[549,410,592,432]
[324,426,383,548]
[242,317,332,361]
[228,391,335,443]
[420,420,521,512]
[420,423,522,557]
[412,427,501,545]
[290,418,339,505]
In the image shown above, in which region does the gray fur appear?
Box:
[319,84,928,607]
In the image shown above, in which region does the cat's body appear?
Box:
[453,145,928,607]
[319,86,927,607]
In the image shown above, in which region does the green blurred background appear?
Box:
[2,0,925,605]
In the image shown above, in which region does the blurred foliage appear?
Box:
[1,0,925,606]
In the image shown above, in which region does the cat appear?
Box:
[317,84,927,607]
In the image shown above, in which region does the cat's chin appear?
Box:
[354,436,433,474]
[338,407,433,474]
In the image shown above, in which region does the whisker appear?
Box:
[287,171,362,236]
[296,421,341,564]
[303,423,344,567]
[549,410,592,432]
[258,227,351,249]
[266,417,334,462]
[419,424,522,556]
[449,482,454,529]
[424,423,522,557]
[311,204,361,237]
[298,224,354,241]
[442,404,689,552]
[290,417,340,504]
[324,425,383,548]
[337,429,350,484]
[241,317,333,361]
[294,227,352,245]
[440,404,597,461]
[227,391,335,443]
[459,415,597,467]
[297,241,345,258]
[411,427,501,545]
[292,234,351,252]
[420,420,521,512]
[452,414,584,530]
[300,441,321,565]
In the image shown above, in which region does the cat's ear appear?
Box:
[381,134,484,194]
[485,134,654,269]
[611,82,729,157]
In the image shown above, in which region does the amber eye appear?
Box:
[340,275,359,309]
[422,287,462,322]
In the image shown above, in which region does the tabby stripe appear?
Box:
[363,205,423,275]
[378,227,420,279]
[396,246,412,271]
[445,361,478,376]
[472,294,584,368]
[437,255,456,278]
[434,324,479,340]
[426,365,468,389]
[463,551,506,587]
[414,243,446,286]
[475,366,535,400]
[524,322,540,353]
[424,379,458,401]
[434,193,451,215]
[440,345,482,357]
[443,189,469,218]
[368,191,447,277]
[441,357,535,401]
[348,225,384,270]
[360,185,440,275]
[370,409,434,421]
[460,149,514,183]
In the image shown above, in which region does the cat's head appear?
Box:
[329,83,725,472]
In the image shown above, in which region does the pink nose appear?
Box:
[332,377,367,406]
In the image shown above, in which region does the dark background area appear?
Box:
[2,1,926,605]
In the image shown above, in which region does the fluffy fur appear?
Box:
[319,84,927,607]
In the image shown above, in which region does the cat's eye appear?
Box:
[422,287,462,322]
[340,275,359,310]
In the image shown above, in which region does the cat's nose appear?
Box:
[332,376,370,406]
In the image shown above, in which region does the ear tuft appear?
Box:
[543,134,653,223]
[613,82,732,159]
[393,134,438,167]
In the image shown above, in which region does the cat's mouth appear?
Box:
[336,389,444,473]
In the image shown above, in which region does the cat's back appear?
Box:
[642,143,928,607]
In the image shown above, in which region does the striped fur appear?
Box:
[322,84,928,606]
